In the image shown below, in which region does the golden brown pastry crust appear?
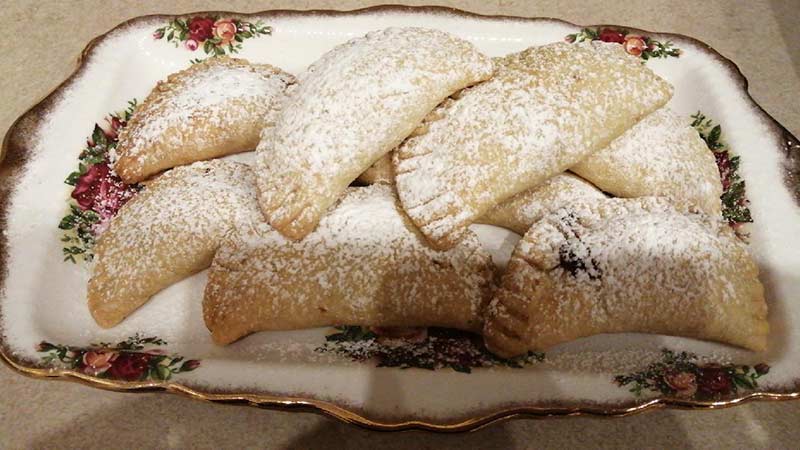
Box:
[394,42,673,250]
[484,198,768,357]
[477,173,606,235]
[88,160,261,328]
[571,108,723,215]
[356,153,394,185]
[114,57,294,183]
[204,185,495,345]
[254,27,494,240]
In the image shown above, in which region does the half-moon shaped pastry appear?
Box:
[483,198,768,357]
[114,57,295,183]
[571,108,723,215]
[255,27,494,240]
[204,184,495,345]
[88,160,261,328]
[356,152,394,185]
[477,173,606,235]
[394,41,673,250]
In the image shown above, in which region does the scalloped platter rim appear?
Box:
[1,6,800,432]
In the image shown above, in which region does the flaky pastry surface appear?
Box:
[572,108,723,215]
[254,27,494,240]
[394,42,673,250]
[114,57,294,183]
[88,160,261,327]
[477,173,606,235]
[484,198,768,357]
[204,184,495,345]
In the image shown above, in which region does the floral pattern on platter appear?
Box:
[316,326,544,373]
[50,41,756,392]
[153,16,271,62]
[615,349,769,399]
[36,334,200,381]
[59,99,142,263]
[566,28,681,60]
[692,112,753,228]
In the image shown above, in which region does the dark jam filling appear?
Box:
[557,213,603,280]
[558,244,603,281]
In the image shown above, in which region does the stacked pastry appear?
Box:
[87,27,768,357]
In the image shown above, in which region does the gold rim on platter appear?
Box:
[2,5,799,432]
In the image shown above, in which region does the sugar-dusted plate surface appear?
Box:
[2,6,799,431]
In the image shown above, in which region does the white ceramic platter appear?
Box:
[2,6,799,431]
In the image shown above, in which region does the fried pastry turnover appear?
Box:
[203,184,495,345]
[394,41,673,250]
[571,108,723,215]
[88,160,261,328]
[477,173,606,235]
[114,57,294,183]
[483,198,768,357]
[254,27,494,240]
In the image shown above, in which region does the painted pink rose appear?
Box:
[184,38,199,51]
[664,371,698,398]
[100,116,124,141]
[623,35,647,57]
[598,28,625,44]
[370,326,428,344]
[153,29,164,40]
[213,19,237,45]
[187,17,214,42]
[82,350,118,375]
[90,217,111,236]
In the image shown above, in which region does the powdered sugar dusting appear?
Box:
[478,173,606,235]
[1,13,798,421]
[395,41,673,249]
[88,160,262,325]
[205,184,496,343]
[254,27,494,238]
[114,57,294,181]
[572,108,723,214]
[487,197,767,354]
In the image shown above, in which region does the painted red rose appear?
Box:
[623,35,647,57]
[108,352,151,381]
[81,350,118,376]
[71,163,136,223]
[715,152,733,190]
[213,19,237,45]
[187,17,214,42]
[72,163,110,210]
[664,371,698,398]
[598,28,625,44]
[697,366,733,396]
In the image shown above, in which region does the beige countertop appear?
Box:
[1,1,799,448]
